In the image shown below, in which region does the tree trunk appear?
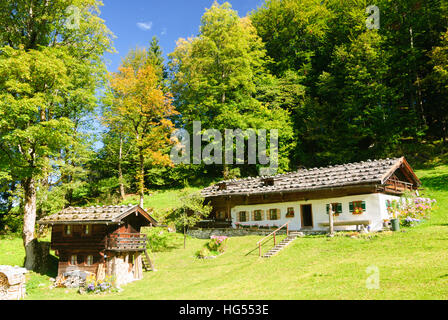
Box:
[223,163,230,180]
[409,26,427,127]
[22,177,37,270]
[138,148,145,208]
[183,225,186,249]
[118,136,126,200]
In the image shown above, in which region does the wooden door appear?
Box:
[300,204,313,228]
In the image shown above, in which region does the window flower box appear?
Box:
[286,207,295,218]
[350,201,366,215]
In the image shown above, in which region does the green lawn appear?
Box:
[1,165,448,299]
[121,186,202,212]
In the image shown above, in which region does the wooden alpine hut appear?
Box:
[37,204,156,286]
[201,157,421,232]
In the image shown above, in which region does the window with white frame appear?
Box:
[238,211,248,222]
[253,210,264,221]
[269,209,280,220]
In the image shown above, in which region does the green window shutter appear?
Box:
[349,202,354,212]
[326,204,329,214]
[337,203,342,214]
[361,201,366,210]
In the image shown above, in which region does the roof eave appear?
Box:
[380,157,421,187]
[203,180,381,198]
[114,205,158,226]
[37,220,120,225]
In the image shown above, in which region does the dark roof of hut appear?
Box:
[37,204,157,225]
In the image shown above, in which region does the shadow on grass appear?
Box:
[26,254,59,278]
[43,254,58,278]
[420,174,448,191]
[245,246,260,257]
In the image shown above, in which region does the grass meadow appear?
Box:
[1,165,448,299]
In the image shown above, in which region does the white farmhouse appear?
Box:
[201,157,421,232]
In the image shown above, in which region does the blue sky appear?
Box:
[100,0,265,72]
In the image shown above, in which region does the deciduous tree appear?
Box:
[109,54,178,207]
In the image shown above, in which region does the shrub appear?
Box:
[0,211,22,235]
[195,247,211,259]
[401,217,421,227]
[145,227,171,252]
[388,194,437,227]
[196,236,229,258]
[207,236,228,253]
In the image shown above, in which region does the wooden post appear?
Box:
[273,232,276,246]
[226,197,231,221]
[329,203,334,235]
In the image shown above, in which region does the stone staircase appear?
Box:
[261,232,302,258]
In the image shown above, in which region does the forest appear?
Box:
[1,0,448,266]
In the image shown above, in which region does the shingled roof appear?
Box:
[38,204,157,225]
[201,157,420,198]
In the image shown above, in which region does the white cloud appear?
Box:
[161,28,167,36]
[137,21,153,31]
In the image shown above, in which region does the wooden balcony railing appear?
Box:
[385,180,414,192]
[106,233,147,251]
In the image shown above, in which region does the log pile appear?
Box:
[0,266,27,300]
[53,270,94,288]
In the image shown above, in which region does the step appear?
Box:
[261,233,301,258]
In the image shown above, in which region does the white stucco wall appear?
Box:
[109,254,135,286]
[231,193,401,232]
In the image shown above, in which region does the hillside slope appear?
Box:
[0,166,447,299]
